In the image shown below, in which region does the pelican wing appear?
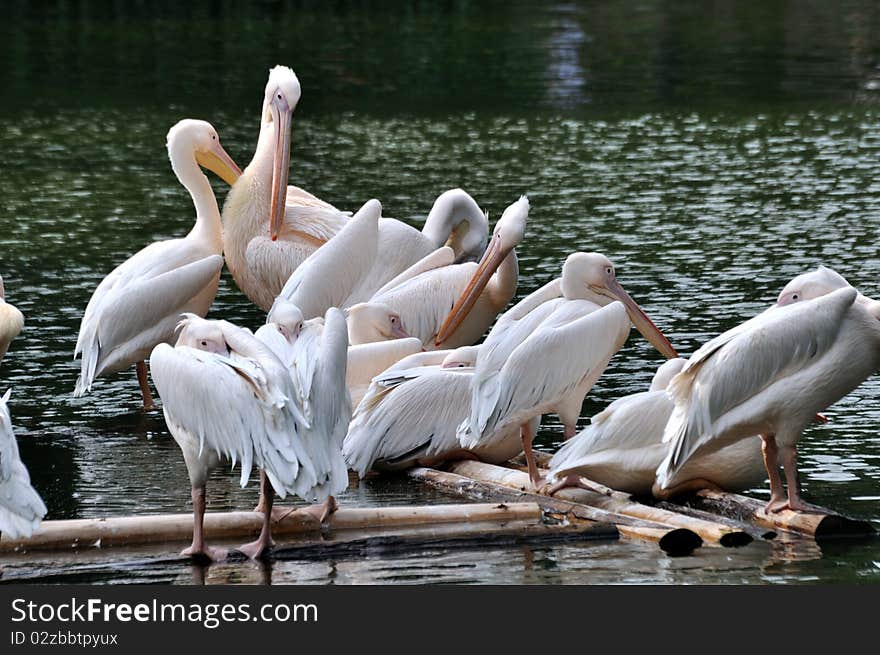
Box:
[343,365,472,477]
[464,301,630,448]
[74,237,222,394]
[372,247,455,297]
[658,286,858,485]
[150,342,314,498]
[0,390,47,539]
[549,390,671,481]
[278,200,380,318]
[346,338,423,407]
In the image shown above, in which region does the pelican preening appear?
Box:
[546,358,766,498]
[221,65,489,312]
[151,315,314,561]
[0,275,24,365]
[657,267,880,512]
[0,389,47,539]
[458,252,678,486]
[74,119,241,409]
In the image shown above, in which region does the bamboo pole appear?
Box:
[654,501,777,541]
[446,461,752,547]
[691,490,876,539]
[409,467,703,556]
[0,502,543,553]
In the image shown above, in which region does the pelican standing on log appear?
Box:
[151,316,313,561]
[656,266,880,512]
[0,275,24,365]
[0,389,47,539]
[458,252,678,487]
[73,120,241,408]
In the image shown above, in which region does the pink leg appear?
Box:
[761,435,788,513]
[136,361,156,410]
[775,444,820,513]
[541,474,612,496]
[182,486,227,562]
[521,422,542,489]
[239,472,275,559]
[253,470,269,513]
[563,424,577,440]
[304,496,338,524]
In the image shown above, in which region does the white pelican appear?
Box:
[74,119,241,409]
[151,315,313,561]
[353,195,528,349]
[0,389,47,539]
[343,346,539,477]
[254,306,351,528]
[546,358,766,497]
[656,268,880,512]
[259,299,418,411]
[459,252,678,487]
[0,275,24,364]
[222,64,488,311]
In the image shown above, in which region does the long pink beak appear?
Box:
[604,278,678,359]
[269,97,292,241]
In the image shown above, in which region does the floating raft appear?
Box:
[0,502,620,566]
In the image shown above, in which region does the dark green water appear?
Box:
[1,1,879,583]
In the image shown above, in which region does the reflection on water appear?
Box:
[0,1,879,583]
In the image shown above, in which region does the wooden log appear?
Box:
[0,502,543,553]
[654,500,777,541]
[690,490,876,539]
[446,461,752,548]
[409,467,703,556]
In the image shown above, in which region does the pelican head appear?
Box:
[267,299,305,342]
[175,314,229,356]
[346,303,411,345]
[777,265,880,318]
[440,345,480,369]
[261,66,302,242]
[167,119,241,185]
[648,357,687,392]
[434,196,529,345]
[561,252,678,359]
[422,189,491,263]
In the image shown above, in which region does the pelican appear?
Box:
[458,252,678,487]
[657,267,880,512]
[151,315,313,561]
[254,306,351,530]
[546,358,766,497]
[343,346,539,477]
[222,65,488,311]
[352,195,528,349]
[346,338,423,408]
[0,275,24,365]
[74,119,241,409]
[0,389,47,539]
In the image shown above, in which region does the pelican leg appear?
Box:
[239,472,275,560]
[253,470,269,513]
[182,485,227,562]
[540,474,612,497]
[563,424,577,440]
[521,422,542,488]
[761,435,787,513]
[304,496,338,524]
[652,478,723,500]
[136,361,157,410]
[776,444,819,513]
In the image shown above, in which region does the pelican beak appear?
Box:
[269,96,292,241]
[435,236,510,346]
[392,320,411,340]
[195,141,242,186]
[603,278,678,359]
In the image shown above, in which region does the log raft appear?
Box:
[0,502,546,553]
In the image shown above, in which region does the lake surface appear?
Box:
[1,1,879,584]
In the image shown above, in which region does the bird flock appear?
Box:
[1,65,878,561]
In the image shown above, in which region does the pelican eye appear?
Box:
[605,267,613,275]
[792,293,799,300]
